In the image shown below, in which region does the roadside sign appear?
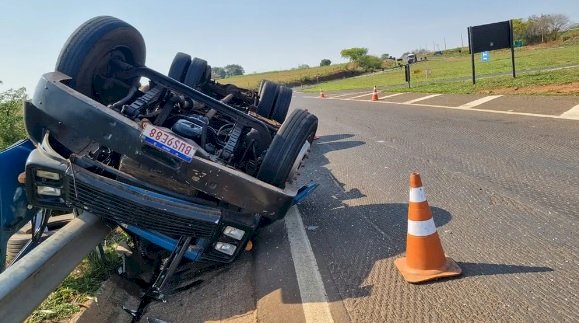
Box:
[404,64,411,88]
[481,51,490,62]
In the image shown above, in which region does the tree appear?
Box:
[0,87,27,149]
[224,64,245,77]
[551,14,571,40]
[212,67,226,79]
[297,64,310,69]
[320,59,331,66]
[357,55,383,72]
[527,14,570,43]
[340,48,368,62]
[380,53,390,60]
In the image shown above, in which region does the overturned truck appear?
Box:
[8,16,318,319]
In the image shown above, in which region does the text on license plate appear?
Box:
[142,124,195,162]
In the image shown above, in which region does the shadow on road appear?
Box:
[457,262,553,278]
[255,133,554,305]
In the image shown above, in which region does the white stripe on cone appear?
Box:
[407,218,437,236]
[409,187,426,202]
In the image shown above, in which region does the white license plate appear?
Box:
[142,124,195,162]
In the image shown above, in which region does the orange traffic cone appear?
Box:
[320,89,326,98]
[394,172,461,283]
[371,85,379,101]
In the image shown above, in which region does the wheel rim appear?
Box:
[92,47,136,104]
[287,141,311,184]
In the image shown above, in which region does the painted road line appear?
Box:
[560,104,579,120]
[347,92,375,99]
[378,93,403,100]
[285,206,334,323]
[403,94,442,104]
[303,95,579,121]
[459,95,503,108]
[331,90,373,99]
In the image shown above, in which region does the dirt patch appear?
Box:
[481,82,579,96]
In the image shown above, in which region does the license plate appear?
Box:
[142,124,195,162]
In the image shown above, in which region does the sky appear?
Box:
[0,0,578,92]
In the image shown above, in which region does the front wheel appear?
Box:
[55,16,146,105]
[257,109,318,188]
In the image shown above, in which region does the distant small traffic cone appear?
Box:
[395,172,461,283]
[371,85,379,101]
[320,89,326,98]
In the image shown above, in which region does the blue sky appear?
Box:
[0,0,577,92]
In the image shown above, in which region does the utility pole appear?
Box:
[461,33,464,48]
[444,38,447,50]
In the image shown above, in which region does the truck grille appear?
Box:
[66,173,220,238]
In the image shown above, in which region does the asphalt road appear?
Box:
[290,93,579,322]
[78,93,578,322]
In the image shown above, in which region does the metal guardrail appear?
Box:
[0,212,112,322]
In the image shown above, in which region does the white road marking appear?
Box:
[346,92,375,99]
[285,206,334,323]
[560,104,579,120]
[303,95,579,121]
[331,90,373,98]
[403,94,442,104]
[458,95,503,108]
[378,93,403,100]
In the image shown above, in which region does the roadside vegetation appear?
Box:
[25,231,126,323]
[0,87,27,149]
[302,42,579,96]
[223,63,354,90]
[226,13,578,96]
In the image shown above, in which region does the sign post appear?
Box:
[468,20,516,85]
[509,20,516,78]
[404,64,411,88]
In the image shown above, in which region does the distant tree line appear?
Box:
[513,14,571,44]
[340,48,384,72]
[211,64,245,79]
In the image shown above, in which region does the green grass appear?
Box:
[25,231,127,323]
[220,63,351,90]
[387,66,579,95]
[302,43,579,94]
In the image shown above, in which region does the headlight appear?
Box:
[214,242,237,256]
[223,226,245,240]
[36,186,61,197]
[36,170,61,180]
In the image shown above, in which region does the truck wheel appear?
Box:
[168,52,192,82]
[258,80,266,96]
[184,57,208,88]
[271,86,292,123]
[5,213,73,264]
[257,109,318,188]
[205,65,212,82]
[257,81,278,119]
[55,16,146,105]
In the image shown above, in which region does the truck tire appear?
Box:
[5,213,74,264]
[184,57,208,88]
[257,109,318,188]
[55,16,146,105]
[258,80,266,96]
[256,81,278,119]
[271,86,292,123]
[168,52,192,82]
[205,65,212,82]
